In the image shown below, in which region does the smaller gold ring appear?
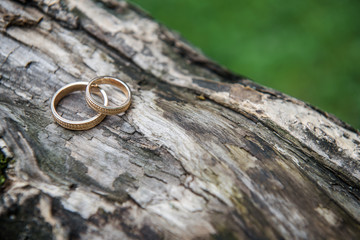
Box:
[86,76,131,115]
[51,82,108,130]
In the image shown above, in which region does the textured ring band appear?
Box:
[51,82,108,130]
[86,76,131,115]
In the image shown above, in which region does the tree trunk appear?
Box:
[0,0,359,239]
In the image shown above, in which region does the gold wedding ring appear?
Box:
[86,76,131,115]
[51,82,108,130]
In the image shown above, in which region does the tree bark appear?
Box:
[0,0,359,239]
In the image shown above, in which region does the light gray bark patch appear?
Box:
[119,120,136,134]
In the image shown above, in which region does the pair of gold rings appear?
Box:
[51,76,131,130]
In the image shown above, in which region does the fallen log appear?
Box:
[0,0,359,239]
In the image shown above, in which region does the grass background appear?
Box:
[129,0,360,129]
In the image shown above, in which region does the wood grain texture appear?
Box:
[0,0,359,239]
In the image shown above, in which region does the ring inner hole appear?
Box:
[91,84,127,107]
[57,91,102,121]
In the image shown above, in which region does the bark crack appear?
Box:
[0,45,20,68]
[143,172,167,184]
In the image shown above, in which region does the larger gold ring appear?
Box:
[86,76,131,115]
[51,82,108,130]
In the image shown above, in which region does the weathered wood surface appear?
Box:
[0,0,359,239]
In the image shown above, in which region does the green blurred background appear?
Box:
[129,0,360,129]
